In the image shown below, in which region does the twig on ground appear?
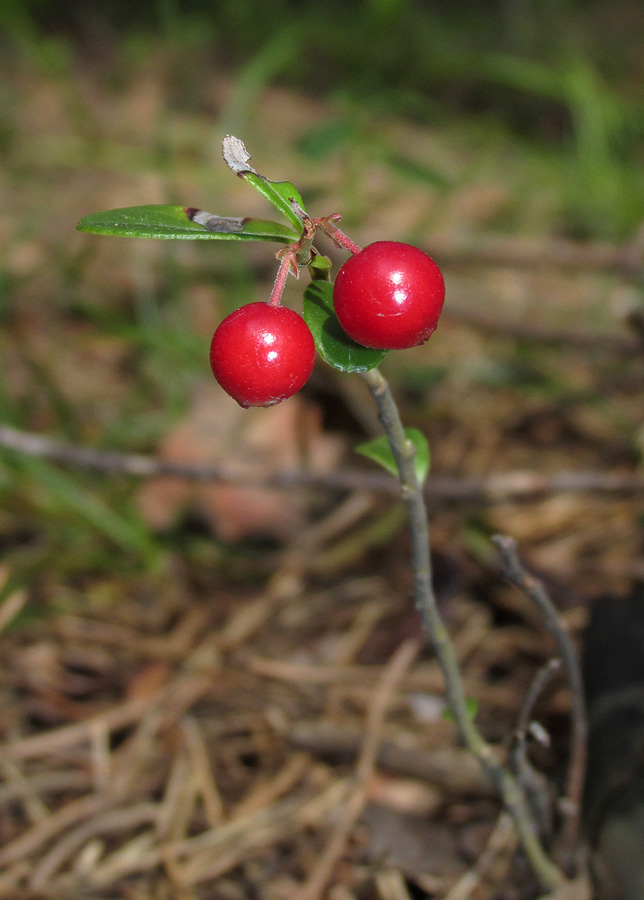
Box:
[288,720,496,797]
[230,752,310,820]
[2,673,211,761]
[444,305,640,352]
[493,535,587,858]
[82,779,350,888]
[374,868,415,900]
[245,654,520,711]
[2,690,167,761]
[1,424,643,504]
[0,770,93,807]
[0,793,109,869]
[180,718,226,828]
[29,802,160,891]
[0,757,50,825]
[423,233,644,276]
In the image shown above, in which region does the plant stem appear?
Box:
[313,216,363,256]
[359,366,567,892]
[268,251,296,307]
[492,534,587,859]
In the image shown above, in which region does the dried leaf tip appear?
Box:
[222,135,257,176]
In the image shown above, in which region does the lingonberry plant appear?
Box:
[77,135,569,891]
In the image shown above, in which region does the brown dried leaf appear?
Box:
[361,804,466,877]
[137,383,345,542]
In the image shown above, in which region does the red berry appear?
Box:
[210,302,315,407]
[333,241,445,349]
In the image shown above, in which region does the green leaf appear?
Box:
[221,134,306,231]
[240,174,306,232]
[356,427,431,485]
[302,281,386,373]
[77,205,299,242]
[442,697,479,723]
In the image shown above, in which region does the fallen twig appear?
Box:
[1,425,642,504]
[444,304,640,352]
[244,654,519,710]
[287,720,495,797]
[424,233,644,277]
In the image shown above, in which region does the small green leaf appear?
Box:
[356,428,430,485]
[77,205,299,242]
[302,281,386,373]
[240,174,306,232]
[406,428,431,484]
[442,697,479,723]
[222,134,306,231]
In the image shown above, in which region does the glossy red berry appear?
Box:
[333,241,445,349]
[210,302,315,408]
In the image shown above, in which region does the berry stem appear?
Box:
[290,200,363,257]
[268,250,297,307]
[313,216,363,256]
[359,366,567,893]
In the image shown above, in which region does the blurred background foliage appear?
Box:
[3,0,644,238]
[0,0,643,607]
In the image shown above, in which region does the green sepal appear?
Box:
[308,254,333,278]
[76,205,299,242]
[302,281,387,373]
[356,427,431,485]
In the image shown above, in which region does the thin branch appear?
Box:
[287,719,496,797]
[516,659,562,742]
[360,368,566,892]
[512,659,563,841]
[444,305,640,353]
[423,233,644,277]
[493,535,587,859]
[29,802,160,891]
[0,425,642,503]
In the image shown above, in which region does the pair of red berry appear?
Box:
[210,241,445,408]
